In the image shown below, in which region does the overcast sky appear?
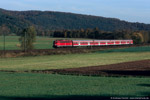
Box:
[0,0,150,24]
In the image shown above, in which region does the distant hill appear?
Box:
[0,8,150,35]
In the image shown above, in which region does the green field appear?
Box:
[98,46,150,53]
[0,52,150,71]
[0,72,149,99]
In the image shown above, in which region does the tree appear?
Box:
[131,32,144,44]
[64,31,67,38]
[141,31,150,43]
[0,24,10,35]
[19,26,36,50]
[41,31,45,37]
[0,24,10,51]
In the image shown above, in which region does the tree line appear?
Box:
[53,28,150,44]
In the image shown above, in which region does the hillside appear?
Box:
[0,8,150,35]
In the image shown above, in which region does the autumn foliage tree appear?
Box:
[131,32,144,44]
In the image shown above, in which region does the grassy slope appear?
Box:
[0,52,150,71]
[0,72,149,98]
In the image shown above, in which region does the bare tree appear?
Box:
[0,24,10,51]
[19,26,36,51]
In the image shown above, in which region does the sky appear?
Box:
[0,0,150,24]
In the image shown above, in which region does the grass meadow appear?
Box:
[0,72,149,99]
[0,52,150,71]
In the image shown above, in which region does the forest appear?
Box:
[1,8,150,36]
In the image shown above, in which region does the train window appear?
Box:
[81,42,88,44]
[60,41,72,43]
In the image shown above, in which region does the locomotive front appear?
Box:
[53,40,73,48]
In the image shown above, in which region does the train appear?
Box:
[53,39,133,48]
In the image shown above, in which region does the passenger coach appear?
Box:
[53,40,133,48]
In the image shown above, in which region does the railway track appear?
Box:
[0,44,149,57]
[0,45,128,53]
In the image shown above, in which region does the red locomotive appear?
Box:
[53,40,133,48]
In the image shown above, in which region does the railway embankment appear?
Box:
[0,44,149,57]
